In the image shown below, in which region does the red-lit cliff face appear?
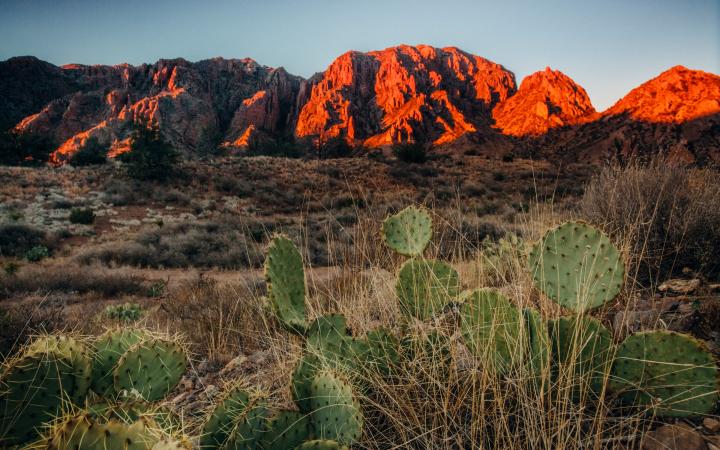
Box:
[10,58,302,162]
[492,67,597,136]
[295,45,517,146]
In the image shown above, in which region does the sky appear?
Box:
[0,0,718,110]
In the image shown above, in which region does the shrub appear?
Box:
[581,160,720,283]
[70,137,107,166]
[24,245,49,262]
[69,207,95,224]
[120,126,179,182]
[318,136,355,158]
[103,302,143,323]
[392,142,427,164]
[0,224,45,257]
[246,136,307,158]
[0,131,54,166]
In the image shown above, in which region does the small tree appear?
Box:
[120,126,179,182]
[70,137,107,166]
[0,131,54,166]
[317,136,355,159]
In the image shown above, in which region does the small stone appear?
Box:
[658,278,701,295]
[642,424,707,450]
[704,417,720,433]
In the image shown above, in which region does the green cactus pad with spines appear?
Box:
[294,440,349,450]
[460,289,522,374]
[221,395,268,450]
[47,414,156,450]
[549,316,613,396]
[265,235,307,333]
[0,335,92,446]
[351,327,400,377]
[261,409,312,450]
[382,205,433,257]
[310,370,363,445]
[307,314,351,362]
[201,386,255,449]
[113,338,187,402]
[525,307,551,378]
[396,258,460,320]
[92,328,150,396]
[88,399,182,435]
[292,354,320,413]
[529,221,625,312]
[152,438,193,450]
[610,331,720,417]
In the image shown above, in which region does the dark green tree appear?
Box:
[120,126,179,182]
[70,137,107,166]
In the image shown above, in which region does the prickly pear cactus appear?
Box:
[396,258,460,320]
[549,316,613,396]
[351,327,400,377]
[382,205,433,257]
[524,307,551,379]
[529,221,625,312]
[201,386,262,449]
[0,335,92,445]
[92,328,149,396]
[152,437,193,450]
[307,314,351,361]
[265,235,308,333]
[291,354,320,413]
[47,414,156,450]
[310,370,363,445]
[221,395,269,449]
[294,440,349,450]
[610,330,720,417]
[460,289,522,374]
[113,338,187,402]
[261,409,312,450]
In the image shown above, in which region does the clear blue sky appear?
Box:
[1,0,718,110]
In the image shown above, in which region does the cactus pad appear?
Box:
[382,205,433,257]
[113,338,187,402]
[295,440,349,450]
[610,331,720,417]
[307,314,351,362]
[549,316,613,396]
[200,386,252,449]
[0,335,92,445]
[261,409,312,450]
[265,235,308,333]
[48,414,156,450]
[221,394,268,449]
[291,354,320,413]
[460,289,522,374]
[310,370,363,445]
[92,328,149,396]
[396,258,460,320]
[351,327,400,377]
[524,307,551,378]
[529,221,624,311]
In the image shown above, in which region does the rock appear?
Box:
[295,45,516,147]
[704,418,720,433]
[642,424,708,450]
[492,67,597,136]
[659,278,702,295]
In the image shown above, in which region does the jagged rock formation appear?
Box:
[9,58,302,162]
[492,67,597,136]
[1,49,719,164]
[295,45,516,146]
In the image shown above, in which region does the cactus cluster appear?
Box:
[0,328,189,446]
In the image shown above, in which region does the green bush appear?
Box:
[69,208,95,225]
[103,302,143,323]
[246,137,307,158]
[318,136,355,158]
[120,126,179,182]
[0,224,45,257]
[70,137,107,166]
[0,131,54,166]
[392,142,427,164]
[25,245,49,262]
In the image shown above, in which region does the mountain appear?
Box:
[295,45,516,146]
[492,67,597,136]
[1,47,719,164]
[10,58,302,162]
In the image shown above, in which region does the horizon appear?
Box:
[1,0,718,110]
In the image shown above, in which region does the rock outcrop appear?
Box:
[492,67,597,136]
[1,49,719,164]
[9,58,302,162]
[295,45,516,146]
